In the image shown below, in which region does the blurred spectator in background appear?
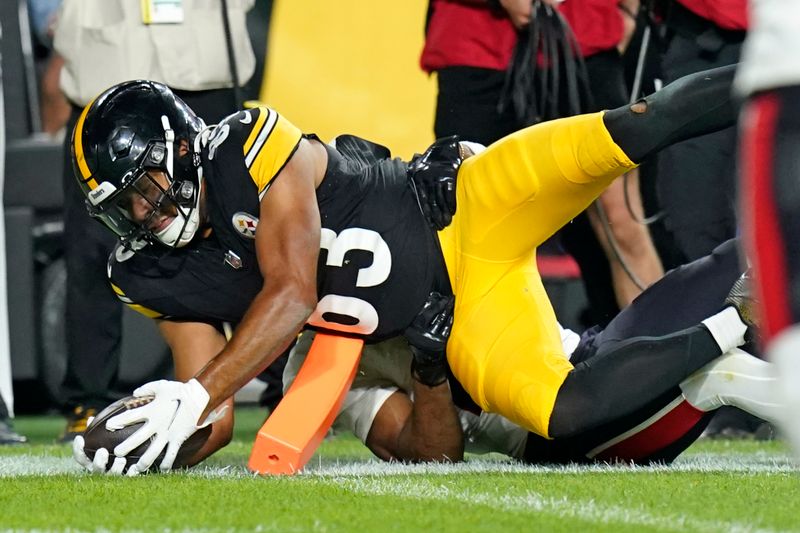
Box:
[654,0,746,263]
[0,25,25,443]
[52,0,256,442]
[27,0,70,135]
[736,0,800,453]
[28,0,61,51]
[0,394,26,444]
[557,0,664,312]
[652,0,755,438]
[421,0,663,327]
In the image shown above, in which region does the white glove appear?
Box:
[106,379,212,476]
[71,416,127,475]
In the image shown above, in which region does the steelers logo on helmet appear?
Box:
[70,80,206,249]
[149,144,166,165]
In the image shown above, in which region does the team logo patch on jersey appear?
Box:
[232,212,259,239]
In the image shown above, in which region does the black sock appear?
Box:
[602,64,738,163]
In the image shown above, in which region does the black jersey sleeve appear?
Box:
[210,107,303,197]
[107,240,264,325]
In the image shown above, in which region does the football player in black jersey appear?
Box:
[69,65,749,475]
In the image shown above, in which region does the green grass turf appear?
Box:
[1,408,799,532]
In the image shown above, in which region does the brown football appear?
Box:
[82,395,212,472]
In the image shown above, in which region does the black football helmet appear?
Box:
[71,80,206,248]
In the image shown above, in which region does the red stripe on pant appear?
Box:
[740,94,791,341]
[594,400,705,462]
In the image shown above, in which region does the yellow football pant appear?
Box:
[437,112,637,438]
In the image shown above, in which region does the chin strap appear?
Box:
[153,121,215,248]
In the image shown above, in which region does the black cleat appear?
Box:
[0,419,27,445]
[57,405,96,444]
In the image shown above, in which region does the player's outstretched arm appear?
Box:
[156,320,235,467]
[95,139,328,475]
[603,64,738,164]
[79,320,235,476]
[365,292,463,463]
[197,138,327,418]
[366,381,464,463]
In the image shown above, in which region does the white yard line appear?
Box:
[295,453,798,477]
[0,455,80,477]
[338,477,786,533]
[1,453,796,533]
[0,452,796,479]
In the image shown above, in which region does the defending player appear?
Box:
[286,240,781,465]
[69,65,743,474]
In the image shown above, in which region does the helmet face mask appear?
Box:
[86,142,198,248]
[72,80,206,249]
[88,168,176,244]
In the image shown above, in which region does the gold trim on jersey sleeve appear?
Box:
[242,107,303,194]
[110,283,164,319]
[243,108,269,155]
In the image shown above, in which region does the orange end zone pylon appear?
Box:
[248,333,363,475]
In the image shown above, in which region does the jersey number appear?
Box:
[207,124,230,160]
[307,228,391,335]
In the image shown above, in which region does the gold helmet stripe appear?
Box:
[72,98,99,190]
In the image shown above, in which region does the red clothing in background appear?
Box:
[420,2,517,72]
[676,0,748,30]
[421,0,625,73]
[559,0,624,57]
